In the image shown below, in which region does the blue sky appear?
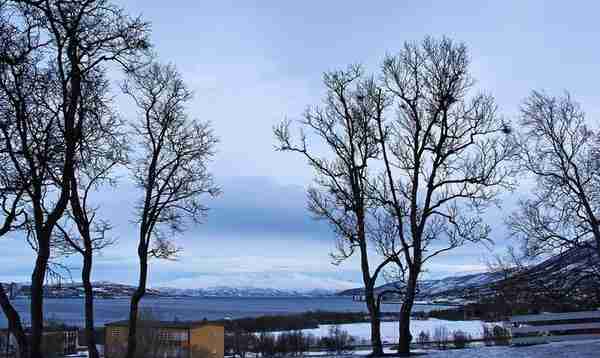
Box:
[2,0,600,291]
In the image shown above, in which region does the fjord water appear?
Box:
[0,297,443,328]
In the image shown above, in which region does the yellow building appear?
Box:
[104,320,224,358]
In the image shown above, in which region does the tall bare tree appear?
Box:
[0,1,149,356]
[375,37,516,355]
[54,68,126,358]
[509,91,600,281]
[0,7,28,352]
[274,66,394,356]
[122,62,219,358]
[0,7,65,356]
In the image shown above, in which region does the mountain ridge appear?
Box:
[338,247,599,300]
[7,247,595,300]
[5,281,339,299]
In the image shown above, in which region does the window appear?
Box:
[158,330,187,342]
[172,331,187,341]
[158,330,169,342]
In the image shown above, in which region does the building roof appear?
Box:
[1,326,78,333]
[105,320,222,329]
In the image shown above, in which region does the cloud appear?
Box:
[192,176,332,238]
[0,174,519,290]
[84,175,331,243]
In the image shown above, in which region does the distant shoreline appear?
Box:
[10,295,342,300]
[0,296,452,329]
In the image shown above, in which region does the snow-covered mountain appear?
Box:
[338,246,600,300]
[337,271,503,299]
[10,281,163,299]
[8,282,338,298]
[9,247,596,300]
[154,286,336,297]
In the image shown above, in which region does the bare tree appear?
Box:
[375,36,516,355]
[122,62,219,358]
[54,68,126,358]
[483,247,530,320]
[0,1,149,356]
[0,6,66,356]
[322,325,355,355]
[0,4,28,351]
[274,65,394,356]
[509,91,600,275]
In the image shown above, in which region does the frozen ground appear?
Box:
[310,339,600,357]
[300,322,600,356]
[298,319,490,343]
[416,339,600,357]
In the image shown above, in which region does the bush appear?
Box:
[433,326,449,350]
[225,329,254,358]
[482,324,493,346]
[452,330,471,349]
[255,332,276,357]
[320,325,355,355]
[483,324,510,346]
[416,330,430,346]
[275,330,312,356]
[492,325,511,346]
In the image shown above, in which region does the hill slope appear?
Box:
[338,246,599,300]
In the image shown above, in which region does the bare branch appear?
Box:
[123,62,219,358]
[376,36,517,354]
[508,91,600,294]
[274,65,391,355]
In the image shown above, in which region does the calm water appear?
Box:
[0,297,443,328]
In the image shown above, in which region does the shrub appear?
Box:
[492,325,511,346]
[433,326,449,350]
[320,325,355,355]
[482,324,510,346]
[255,332,276,357]
[482,324,494,346]
[274,330,312,356]
[225,329,253,358]
[416,330,430,346]
[452,330,471,349]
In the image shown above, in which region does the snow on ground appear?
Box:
[420,339,600,357]
[300,319,489,343]
[309,339,600,357]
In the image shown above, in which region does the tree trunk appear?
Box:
[0,284,28,357]
[365,289,384,356]
[82,252,100,358]
[357,210,384,357]
[29,242,50,358]
[125,249,148,358]
[69,175,99,358]
[397,274,418,356]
